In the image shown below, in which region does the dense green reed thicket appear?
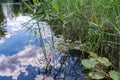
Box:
[22,0,120,79]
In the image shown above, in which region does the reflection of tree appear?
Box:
[0,26,6,38]
[13,0,21,3]
[35,49,86,80]
[0,3,6,38]
[0,4,4,22]
[12,4,21,16]
[0,0,13,3]
[0,2,22,38]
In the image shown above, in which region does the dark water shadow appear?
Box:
[36,49,88,80]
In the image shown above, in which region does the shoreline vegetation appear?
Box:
[22,0,120,80]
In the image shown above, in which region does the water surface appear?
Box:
[0,2,52,80]
[0,2,85,80]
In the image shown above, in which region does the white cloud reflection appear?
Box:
[0,35,62,80]
[0,45,45,79]
[0,21,55,79]
[0,14,32,44]
[0,11,54,79]
[0,13,52,45]
[0,3,55,79]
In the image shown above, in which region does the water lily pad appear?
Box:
[82,58,98,69]
[89,72,104,79]
[109,70,120,80]
[97,57,111,66]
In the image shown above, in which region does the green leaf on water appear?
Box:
[97,57,111,67]
[109,70,120,80]
[89,72,104,79]
[82,58,98,69]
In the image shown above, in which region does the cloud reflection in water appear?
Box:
[0,45,41,79]
[0,13,53,79]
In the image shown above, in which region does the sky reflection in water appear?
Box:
[0,3,52,80]
[0,3,85,80]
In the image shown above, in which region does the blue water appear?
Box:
[0,65,37,80]
[17,65,37,80]
[0,27,41,56]
[0,3,46,80]
[0,17,51,80]
[0,3,85,80]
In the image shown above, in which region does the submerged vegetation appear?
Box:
[22,0,120,80]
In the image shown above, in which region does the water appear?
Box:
[0,2,52,80]
[0,2,85,80]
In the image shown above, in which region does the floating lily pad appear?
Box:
[97,57,111,67]
[89,72,104,79]
[82,58,98,69]
[109,70,120,80]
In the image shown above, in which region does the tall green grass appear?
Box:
[22,0,120,71]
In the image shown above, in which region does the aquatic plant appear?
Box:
[82,52,120,80]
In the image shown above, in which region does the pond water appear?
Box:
[0,2,52,80]
[0,2,85,80]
